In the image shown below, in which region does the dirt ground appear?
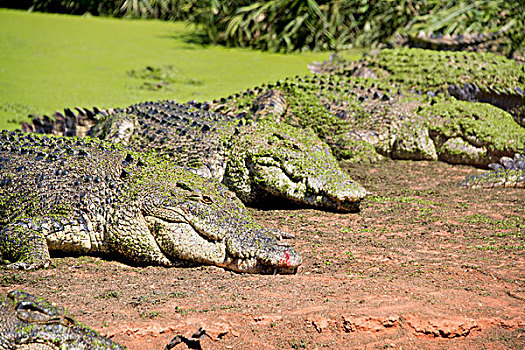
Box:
[1,160,524,349]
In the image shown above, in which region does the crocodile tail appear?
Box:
[22,107,112,137]
[461,152,525,188]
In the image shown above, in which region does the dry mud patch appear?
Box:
[1,160,524,349]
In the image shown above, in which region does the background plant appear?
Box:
[3,0,523,52]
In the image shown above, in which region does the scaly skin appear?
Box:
[23,100,368,212]
[391,26,524,62]
[461,153,525,188]
[0,290,124,349]
[309,48,525,127]
[0,130,301,274]
[209,71,525,168]
[250,89,288,122]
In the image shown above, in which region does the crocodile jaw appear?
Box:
[220,247,301,274]
[304,176,370,212]
[247,160,368,212]
[144,211,302,274]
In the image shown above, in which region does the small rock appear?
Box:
[405,316,479,338]
[342,315,399,333]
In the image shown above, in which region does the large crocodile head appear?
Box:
[135,160,303,274]
[223,119,369,212]
[0,290,124,349]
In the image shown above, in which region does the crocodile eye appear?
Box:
[184,194,214,205]
[16,301,77,326]
[201,195,214,204]
[16,301,54,323]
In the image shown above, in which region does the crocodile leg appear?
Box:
[107,210,174,267]
[0,214,100,269]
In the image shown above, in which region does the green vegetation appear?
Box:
[9,1,524,53]
[0,9,328,130]
[126,65,203,91]
[96,290,122,299]
[198,0,523,52]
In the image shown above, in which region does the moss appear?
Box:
[333,137,383,163]
[225,118,367,207]
[366,48,525,93]
[420,100,525,153]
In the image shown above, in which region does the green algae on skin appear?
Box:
[418,100,525,165]
[421,100,525,151]
[369,48,525,91]
[225,119,368,211]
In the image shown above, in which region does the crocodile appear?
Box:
[308,48,525,127]
[0,130,301,274]
[309,25,524,77]
[22,100,368,212]
[210,66,525,168]
[0,290,124,349]
[390,25,525,62]
[461,153,525,188]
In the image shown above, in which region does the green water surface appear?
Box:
[0,9,344,129]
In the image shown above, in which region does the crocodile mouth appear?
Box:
[144,213,300,274]
[247,160,366,212]
[220,252,300,274]
[251,185,362,213]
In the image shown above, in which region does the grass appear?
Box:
[0,9,341,130]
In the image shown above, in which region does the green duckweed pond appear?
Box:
[0,9,345,130]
